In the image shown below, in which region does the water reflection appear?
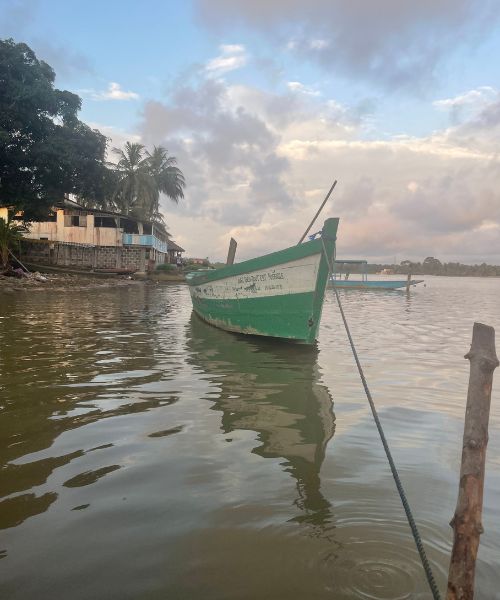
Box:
[0,285,184,531]
[186,314,336,529]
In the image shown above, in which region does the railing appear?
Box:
[122,233,168,253]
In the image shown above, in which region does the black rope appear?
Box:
[321,239,442,599]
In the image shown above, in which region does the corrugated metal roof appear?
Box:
[167,240,185,252]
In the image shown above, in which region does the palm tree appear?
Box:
[145,146,185,221]
[112,142,155,217]
[0,217,27,270]
[111,142,186,222]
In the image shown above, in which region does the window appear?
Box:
[120,218,139,233]
[95,216,117,228]
[64,214,87,227]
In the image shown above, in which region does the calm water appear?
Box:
[1,277,499,599]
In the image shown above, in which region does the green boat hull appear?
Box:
[187,218,339,344]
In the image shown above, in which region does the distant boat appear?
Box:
[331,279,424,290]
[186,218,339,344]
[331,259,423,290]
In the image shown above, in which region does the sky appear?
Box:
[2,0,500,263]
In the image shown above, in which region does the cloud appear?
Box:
[0,0,93,78]
[86,122,141,160]
[0,0,37,35]
[193,0,500,90]
[139,76,292,236]
[310,39,329,50]
[90,82,139,101]
[287,81,320,96]
[31,37,94,78]
[434,86,496,110]
[433,86,498,124]
[439,93,500,154]
[206,44,248,75]
[134,68,500,263]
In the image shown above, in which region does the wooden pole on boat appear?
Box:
[297,180,337,244]
[226,237,237,265]
[447,322,498,600]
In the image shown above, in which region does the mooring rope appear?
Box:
[321,239,442,600]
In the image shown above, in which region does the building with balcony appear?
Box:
[0,200,184,272]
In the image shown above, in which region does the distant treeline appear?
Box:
[336,257,500,277]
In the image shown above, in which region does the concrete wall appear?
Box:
[25,221,58,240]
[19,240,149,271]
[23,210,122,246]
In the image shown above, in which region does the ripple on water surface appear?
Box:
[0,278,499,599]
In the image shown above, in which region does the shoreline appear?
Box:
[0,272,145,294]
[0,269,187,294]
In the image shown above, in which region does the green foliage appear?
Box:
[155,263,176,272]
[0,38,109,219]
[0,217,27,268]
[397,259,500,277]
[345,258,500,277]
[112,142,154,217]
[111,142,185,222]
[146,145,185,218]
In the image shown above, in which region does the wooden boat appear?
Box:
[331,259,423,290]
[332,279,424,290]
[186,217,339,344]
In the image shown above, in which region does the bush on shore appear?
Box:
[156,263,176,272]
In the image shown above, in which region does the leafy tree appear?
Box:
[77,165,119,211]
[0,217,26,269]
[422,256,442,274]
[0,38,109,219]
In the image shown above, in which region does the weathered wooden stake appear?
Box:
[226,237,237,265]
[406,272,412,292]
[447,322,498,600]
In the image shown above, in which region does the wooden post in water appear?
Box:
[447,322,498,600]
[406,273,412,292]
[226,237,237,266]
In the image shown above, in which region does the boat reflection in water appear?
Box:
[186,314,336,528]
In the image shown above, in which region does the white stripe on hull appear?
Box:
[189,254,322,301]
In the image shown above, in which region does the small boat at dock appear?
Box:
[186,218,339,344]
[332,279,423,290]
[331,259,423,290]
